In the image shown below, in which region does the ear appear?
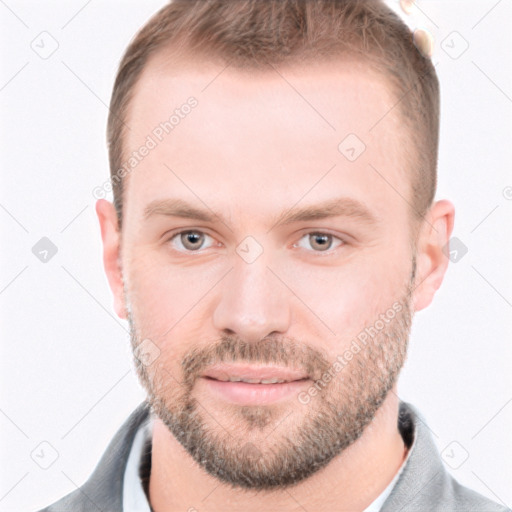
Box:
[95,199,127,319]
[412,199,455,312]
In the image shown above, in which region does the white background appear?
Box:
[1,1,511,511]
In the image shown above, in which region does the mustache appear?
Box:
[180,335,332,387]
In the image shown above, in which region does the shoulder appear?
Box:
[446,477,511,512]
[34,489,87,512]
[34,401,151,512]
[384,401,510,512]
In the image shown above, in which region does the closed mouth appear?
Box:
[201,363,309,385]
[203,375,309,384]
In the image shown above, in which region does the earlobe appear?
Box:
[95,199,128,319]
[412,199,455,312]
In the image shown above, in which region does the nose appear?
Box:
[212,252,291,343]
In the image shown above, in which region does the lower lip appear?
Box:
[199,377,310,405]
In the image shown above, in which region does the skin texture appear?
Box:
[96,55,454,511]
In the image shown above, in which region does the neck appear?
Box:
[148,389,406,512]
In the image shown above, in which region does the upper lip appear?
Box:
[202,364,309,383]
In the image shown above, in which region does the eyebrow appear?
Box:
[143,196,380,228]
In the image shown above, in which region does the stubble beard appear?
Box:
[126,270,415,490]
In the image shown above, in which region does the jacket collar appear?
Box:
[80,400,152,511]
[381,401,446,511]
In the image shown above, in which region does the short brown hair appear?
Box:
[107,0,439,231]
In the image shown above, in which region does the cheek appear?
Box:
[280,247,410,339]
[126,250,204,315]
[126,253,223,357]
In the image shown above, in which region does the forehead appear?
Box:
[122,54,409,228]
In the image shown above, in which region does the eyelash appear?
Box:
[165,229,346,256]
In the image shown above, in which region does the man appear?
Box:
[38,0,509,511]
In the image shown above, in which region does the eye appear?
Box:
[165,230,345,255]
[167,230,216,252]
[293,232,345,254]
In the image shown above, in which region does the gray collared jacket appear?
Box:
[37,400,510,511]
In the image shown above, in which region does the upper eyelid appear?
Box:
[166,228,345,241]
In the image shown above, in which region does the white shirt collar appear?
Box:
[123,416,414,512]
[362,442,412,512]
[123,414,153,512]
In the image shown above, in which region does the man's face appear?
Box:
[120,56,417,489]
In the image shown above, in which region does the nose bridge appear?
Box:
[212,246,291,342]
